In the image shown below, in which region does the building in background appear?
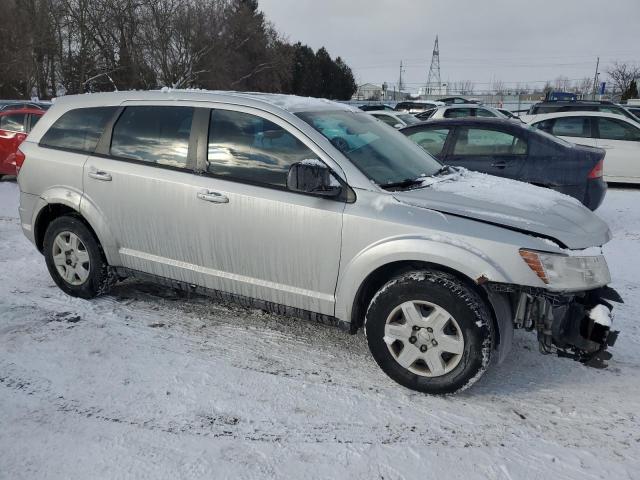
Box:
[352,83,410,101]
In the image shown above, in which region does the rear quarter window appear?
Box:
[40,107,117,153]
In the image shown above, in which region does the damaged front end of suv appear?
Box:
[485,248,622,368]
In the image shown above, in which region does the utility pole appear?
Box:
[592,56,600,100]
[398,61,405,98]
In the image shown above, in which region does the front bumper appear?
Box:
[486,283,622,368]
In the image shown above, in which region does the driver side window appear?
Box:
[207,109,320,187]
[596,117,640,141]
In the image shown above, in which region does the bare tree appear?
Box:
[573,77,593,96]
[553,76,572,91]
[607,62,640,95]
[452,80,474,95]
[492,79,505,95]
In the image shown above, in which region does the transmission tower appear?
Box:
[426,35,441,95]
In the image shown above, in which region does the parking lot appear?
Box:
[1,178,638,479]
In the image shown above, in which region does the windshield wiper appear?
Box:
[434,165,452,176]
[380,178,424,191]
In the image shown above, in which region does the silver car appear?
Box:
[17,91,621,394]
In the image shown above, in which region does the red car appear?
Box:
[0,108,44,178]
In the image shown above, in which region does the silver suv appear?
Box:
[17,91,621,394]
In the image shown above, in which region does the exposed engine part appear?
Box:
[488,283,622,369]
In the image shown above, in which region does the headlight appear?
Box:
[519,249,611,291]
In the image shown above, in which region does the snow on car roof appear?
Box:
[50,89,358,114]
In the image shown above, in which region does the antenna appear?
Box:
[398,60,405,93]
[426,35,441,96]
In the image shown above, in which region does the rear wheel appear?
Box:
[365,270,494,394]
[43,216,112,298]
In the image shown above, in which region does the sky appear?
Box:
[259,0,640,94]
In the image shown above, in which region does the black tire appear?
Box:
[43,215,112,299]
[365,269,494,394]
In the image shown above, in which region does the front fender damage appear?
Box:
[483,282,623,368]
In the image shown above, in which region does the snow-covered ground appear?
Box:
[1,179,639,480]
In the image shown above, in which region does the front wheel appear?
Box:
[365,270,495,394]
[43,215,112,299]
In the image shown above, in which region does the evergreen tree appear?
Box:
[622,79,639,101]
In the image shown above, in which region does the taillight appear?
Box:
[15,147,26,175]
[588,159,604,179]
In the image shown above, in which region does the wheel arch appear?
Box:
[335,239,513,351]
[33,190,119,265]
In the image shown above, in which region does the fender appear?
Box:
[33,186,121,266]
[334,235,515,324]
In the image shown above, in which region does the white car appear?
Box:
[394,100,444,114]
[524,111,640,184]
[417,105,508,121]
[367,110,421,128]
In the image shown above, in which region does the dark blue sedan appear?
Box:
[400,118,607,210]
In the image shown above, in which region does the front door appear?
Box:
[187,107,345,315]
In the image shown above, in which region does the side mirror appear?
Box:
[393,123,403,129]
[287,160,342,197]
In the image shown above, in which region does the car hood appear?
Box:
[392,169,611,250]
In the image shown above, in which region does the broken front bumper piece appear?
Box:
[491,284,623,368]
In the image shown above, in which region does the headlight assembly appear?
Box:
[519,249,611,291]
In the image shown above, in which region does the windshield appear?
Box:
[297,110,442,186]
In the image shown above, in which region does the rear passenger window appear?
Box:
[475,108,497,118]
[41,107,116,153]
[454,128,527,155]
[0,114,26,132]
[207,109,318,187]
[110,106,194,169]
[551,117,591,138]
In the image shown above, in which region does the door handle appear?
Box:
[88,170,112,181]
[197,190,229,204]
[491,161,508,169]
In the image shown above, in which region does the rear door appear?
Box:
[0,113,27,175]
[445,126,528,179]
[82,103,202,279]
[594,116,640,181]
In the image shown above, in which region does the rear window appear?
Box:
[41,107,117,153]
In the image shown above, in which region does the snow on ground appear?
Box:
[0,178,639,480]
